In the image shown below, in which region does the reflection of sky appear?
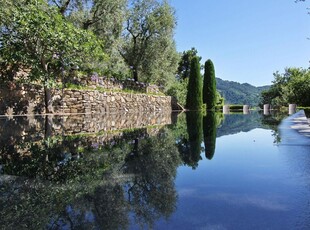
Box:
[155,128,310,230]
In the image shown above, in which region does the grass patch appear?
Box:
[64,83,165,96]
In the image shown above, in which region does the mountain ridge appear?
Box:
[216,78,270,106]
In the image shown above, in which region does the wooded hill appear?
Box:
[216,78,270,106]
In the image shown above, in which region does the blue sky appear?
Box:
[169,0,310,86]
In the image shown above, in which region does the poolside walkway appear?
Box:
[289,110,310,138]
[279,110,310,146]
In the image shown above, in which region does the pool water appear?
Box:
[0,111,309,229]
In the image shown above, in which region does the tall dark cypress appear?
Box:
[203,59,217,110]
[186,57,202,110]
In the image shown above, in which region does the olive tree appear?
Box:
[120,0,178,84]
[0,0,105,113]
[57,0,128,77]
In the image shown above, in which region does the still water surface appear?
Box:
[0,112,309,229]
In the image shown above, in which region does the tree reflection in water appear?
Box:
[177,112,203,169]
[0,116,181,229]
[0,111,285,229]
[123,130,181,228]
[203,112,218,160]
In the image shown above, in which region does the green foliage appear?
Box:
[0,0,106,112]
[186,57,203,110]
[203,59,217,110]
[166,78,188,106]
[62,0,129,79]
[169,47,203,106]
[1,0,180,97]
[0,0,105,83]
[260,68,310,107]
[177,47,202,80]
[120,0,178,87]
[215,91,225,106]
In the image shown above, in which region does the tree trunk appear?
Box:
[44,86,54,114]
[59,0,71,16]
[133,68,138,82]
[44,115,53,139]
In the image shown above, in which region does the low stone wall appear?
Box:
[0,84,177,115]
[0,84,45,115]
[60,89,173,114]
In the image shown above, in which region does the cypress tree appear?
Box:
[186,57,203,110]
[203,59,217,110]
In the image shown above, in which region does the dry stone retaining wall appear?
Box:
[60,89,173,114]
[0,84,177,115]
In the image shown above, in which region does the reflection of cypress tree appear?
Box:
[180,112,203,169]
[203,112,217,160]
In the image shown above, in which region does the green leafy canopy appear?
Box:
[0,0,106,85]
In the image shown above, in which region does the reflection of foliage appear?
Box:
[1,136,108,183]
[92,185,129,230]
[214,111,288,144]
[0,122,181,229]
[217,112,262,137]
[123,129,181,228]
[170,112,188,140]
[203,112,218,160]
[177,112,203,169]
[261,111,288,144]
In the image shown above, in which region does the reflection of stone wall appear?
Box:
[0,112,173,159]
[0,84,175,115]
[0,112,173,146]
[54,112,173,135]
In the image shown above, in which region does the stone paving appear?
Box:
[290,110,310,138]
[279,110,310,146]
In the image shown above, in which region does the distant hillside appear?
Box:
[216,78,270,106]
